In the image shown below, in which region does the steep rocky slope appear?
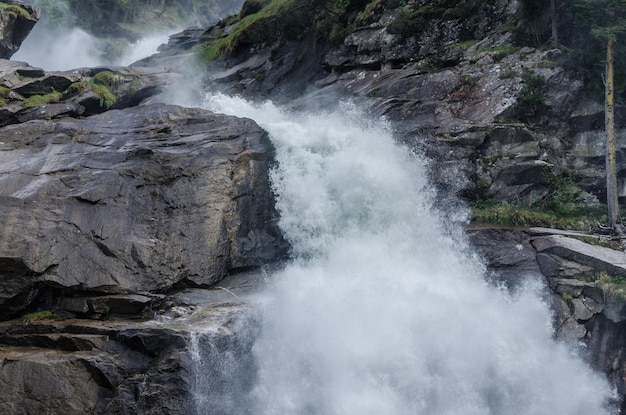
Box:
[165,0,614,213]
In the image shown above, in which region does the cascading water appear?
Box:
[202,93,618,415]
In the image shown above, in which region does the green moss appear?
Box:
[0,85,10,106]
[22,91,62,106]
[198,0,375,62]
[90,83,116,109]
[86,70,124,109]
[64,80,88,98]
[21,310,56,323]
[0,2,32,19]
[196,0,311,63]
[197,37,229,63]
[91,70,124,87]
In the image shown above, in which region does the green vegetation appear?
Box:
[472,45,520,60]
[196,0,491,63]
[21,310,57,323]
[471,169,612,231]
[591,271,626,299]
[451,39,480,49]
[91,84,117,109]
[198,0,307,63]
[20,70,122,109]
[386,8,427,37]
[499,69,518,79]
[0,85,10,106]
[537,168,580,216]
[356,0,399,26]
[471,200,607,230]
[571,235,624,250]
[88,70,122,109]
[22,91,62,106]
[506,71,548,121]
[0,2,32,19]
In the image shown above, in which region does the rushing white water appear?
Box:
[114,33,172,66]
[202,94,616,414]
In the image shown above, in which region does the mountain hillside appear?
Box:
[157,0,624,231]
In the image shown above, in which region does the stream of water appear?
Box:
[202,93,617,415]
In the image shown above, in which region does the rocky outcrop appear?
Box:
[469,226,626,402]
[0,0,39,59]
[0,59,284,411]
[0,103,285,321]
[0,280,259,414]
[0,59,179,125]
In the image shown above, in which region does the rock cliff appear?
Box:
[169,0,616,211]
[0,0,39,58]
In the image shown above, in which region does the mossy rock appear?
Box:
[21,310,57,323]
[22,91,62,106]
[0,3,33,19]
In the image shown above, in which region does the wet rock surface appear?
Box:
[0,103,285,320]
[0,298,257,415]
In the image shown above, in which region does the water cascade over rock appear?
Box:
[203,94,617,414]
[2,0,626,413]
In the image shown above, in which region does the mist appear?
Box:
[12,24,105,70]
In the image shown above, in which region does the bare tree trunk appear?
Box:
[605,34,621,232]
[550,0,559,44]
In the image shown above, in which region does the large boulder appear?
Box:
[0,0,39,59]
[0,103,286,320]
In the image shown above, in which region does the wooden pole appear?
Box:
[605,33,621,232]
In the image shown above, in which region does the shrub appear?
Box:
[240,0,272,18]
[592,272,626,300]
[509,71,549,121]
[387,8,427,37]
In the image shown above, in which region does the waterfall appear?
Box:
[200,94,616,414]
